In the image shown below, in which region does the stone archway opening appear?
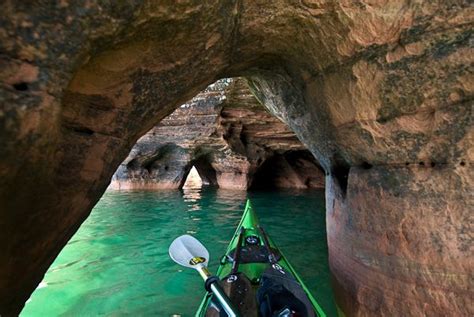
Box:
[181,155,219,189]
[193,156,218,187]
[1,3,470,316]
[182,166,203,189]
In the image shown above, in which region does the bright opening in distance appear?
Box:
[183,166,202,189]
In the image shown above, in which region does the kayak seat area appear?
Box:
[228,245,281,264]
[205,273,258,317]
[257,266,316,317]
[204,267,316,317]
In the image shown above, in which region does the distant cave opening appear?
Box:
[182,166,203,189]
[181,156,218,189]
[250,150,325,190]
[193,156,218,186]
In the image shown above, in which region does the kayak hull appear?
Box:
[196,200,326,317]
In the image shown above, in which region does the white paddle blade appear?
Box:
[169,235,209,269]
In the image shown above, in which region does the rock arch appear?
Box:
[0,2,471,316]
[189,155,218,187]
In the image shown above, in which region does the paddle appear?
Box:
[169,235,240,317]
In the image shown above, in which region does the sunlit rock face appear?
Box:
[0,1,472,316]
[110,78,324,190]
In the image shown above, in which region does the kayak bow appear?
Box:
[196,200,326,317]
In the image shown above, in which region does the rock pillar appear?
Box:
[327,165,471,316]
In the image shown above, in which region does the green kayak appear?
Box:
[196,200,326,317]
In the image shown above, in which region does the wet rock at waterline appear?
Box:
[110,79,324,190]
[0,1,472,316]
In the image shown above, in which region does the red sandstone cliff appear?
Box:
[110,78,324,190]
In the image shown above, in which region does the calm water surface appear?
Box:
[22,188,336,316]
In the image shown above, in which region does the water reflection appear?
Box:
[182,187,202,211]
[215,188,247,203]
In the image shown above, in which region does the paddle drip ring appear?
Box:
[204,276,219,292]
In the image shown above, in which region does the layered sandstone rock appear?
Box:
[110,78,323,190]
[0,1,472,316]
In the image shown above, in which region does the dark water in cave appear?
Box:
[22,188,337,316]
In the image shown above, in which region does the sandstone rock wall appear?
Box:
[110,78,324,190]
[0,1,472,316]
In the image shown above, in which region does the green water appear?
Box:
[21,188,336,316]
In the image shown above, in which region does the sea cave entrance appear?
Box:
[182,166,203,189]
[21,77,334,316]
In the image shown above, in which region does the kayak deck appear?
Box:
[196,200,325,317]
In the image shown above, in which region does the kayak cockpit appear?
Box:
[206,273,258,317]
[205,266,316,317]
[257,265,316,317]
[197,200,325,317]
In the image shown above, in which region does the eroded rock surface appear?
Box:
[0,1,472,316]
[111,78,323,190]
